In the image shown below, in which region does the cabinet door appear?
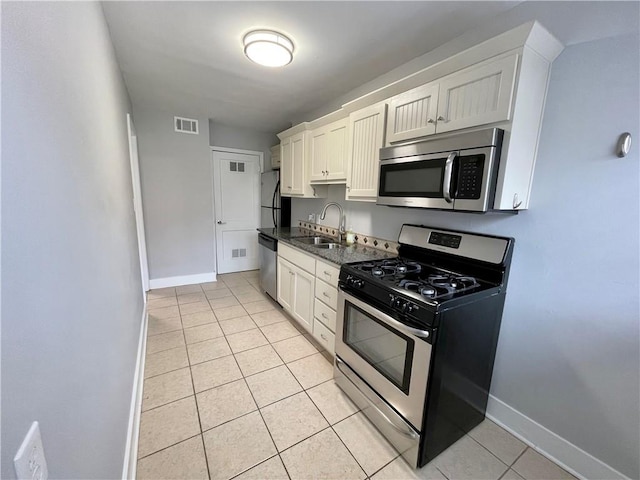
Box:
[326,118,348,181]
[277,257,294,311]
[436,54,518,134]
[290,132,306,195]
[270,145,281,169]
[346,103,387,201]
[292,267,314,333]
[280,137,293,196]
[386,83,439,144]
[309,128,328,182]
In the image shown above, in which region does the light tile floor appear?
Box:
[138,270,577,480]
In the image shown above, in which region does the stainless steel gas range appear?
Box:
[334,224,514,468]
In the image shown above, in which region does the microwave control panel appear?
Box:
[456,155,484,199]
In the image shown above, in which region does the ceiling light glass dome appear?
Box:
[243,30,294,67]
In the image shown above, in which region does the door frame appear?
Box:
[210,146,264,275]
[127,114,149,293]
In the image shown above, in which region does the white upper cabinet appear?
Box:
[270,144,281,169]
[278,126,328,198]
[346,102,387,202]
[290,132,305,195]
[386,54,518,143]
[386,83,439,143]
[435,54,518,134]
[310,117,348,183]
[279,22,563,210]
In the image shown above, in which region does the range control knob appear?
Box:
[346,275,364,288]
[406,303,419,314]
[393,297,407,310]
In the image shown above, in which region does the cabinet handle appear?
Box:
[217,221,226,224]
[287,186,292,189]
[321,333,327,341]
[321,313,328,319]
[322,292,330,298]
[427,118,435,124]
[437,115,447,122]
[323,271,330,276]
[326,170,329,175]
[346,185,351,192]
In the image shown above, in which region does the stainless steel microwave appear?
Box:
[377,128,504,212]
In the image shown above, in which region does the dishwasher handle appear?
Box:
[258,233,278,251]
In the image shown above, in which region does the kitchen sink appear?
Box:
[294,236,334,245]
[313,243,344,249]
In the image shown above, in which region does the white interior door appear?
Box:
[127,114,149,293]
[212,150,261,274]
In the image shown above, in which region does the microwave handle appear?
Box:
[443,152,456,203]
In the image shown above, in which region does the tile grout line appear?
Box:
[465,428,516,473]
[181,305,214,480]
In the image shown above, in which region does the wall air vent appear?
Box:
[231,248,247,258]
[174,116,199,135]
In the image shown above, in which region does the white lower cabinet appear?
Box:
[277,244,315,333]
[277,245,340,356]
[312,259,340,356]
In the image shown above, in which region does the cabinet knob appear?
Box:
[346,185,351,192]
[321,333,327,341]
[427,118,435,124]
[437,116,447,122]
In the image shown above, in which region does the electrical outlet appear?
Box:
[14,422,48,480]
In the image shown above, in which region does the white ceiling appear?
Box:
[102,1,639,134]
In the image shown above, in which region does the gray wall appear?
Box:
[209,120,279,171]
[135,107,214,280]
[1,2,143,479]
[292,33,640,478]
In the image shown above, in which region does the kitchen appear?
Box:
[1,2,638,480]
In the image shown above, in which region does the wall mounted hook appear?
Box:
[616,132,632,158]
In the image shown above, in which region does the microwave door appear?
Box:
[377,152,456,210]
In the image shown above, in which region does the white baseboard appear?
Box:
[121,304,148,480]
[486,394,629,480]
[148,272,216,289]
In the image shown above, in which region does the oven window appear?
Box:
[344,302,414,394]
[379,158,446,197]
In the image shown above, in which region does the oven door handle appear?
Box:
[442,152,457,204]
[336,358,419,440]
[341,291,431,340]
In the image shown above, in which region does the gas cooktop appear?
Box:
[338,225,514,323]
[349,258,485,300]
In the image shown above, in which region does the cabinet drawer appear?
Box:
[278,243,315,274]
[315,279,338,310]
[315,260,340,287]
[314,298,336,332]
[313,319,335,354]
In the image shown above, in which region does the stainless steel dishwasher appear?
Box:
[258,233,278,301]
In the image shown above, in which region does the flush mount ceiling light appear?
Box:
[243,30,294,67]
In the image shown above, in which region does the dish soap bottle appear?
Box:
[345,226,356,245]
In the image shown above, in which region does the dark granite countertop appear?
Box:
[258,227,397,267]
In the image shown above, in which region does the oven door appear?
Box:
[377,151,457,209]
[335,290,433,430]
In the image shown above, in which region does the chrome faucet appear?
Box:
[320,202,346,243]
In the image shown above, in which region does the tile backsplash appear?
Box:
[297,221,400,253]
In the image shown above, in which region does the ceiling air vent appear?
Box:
[174,116,199,135]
